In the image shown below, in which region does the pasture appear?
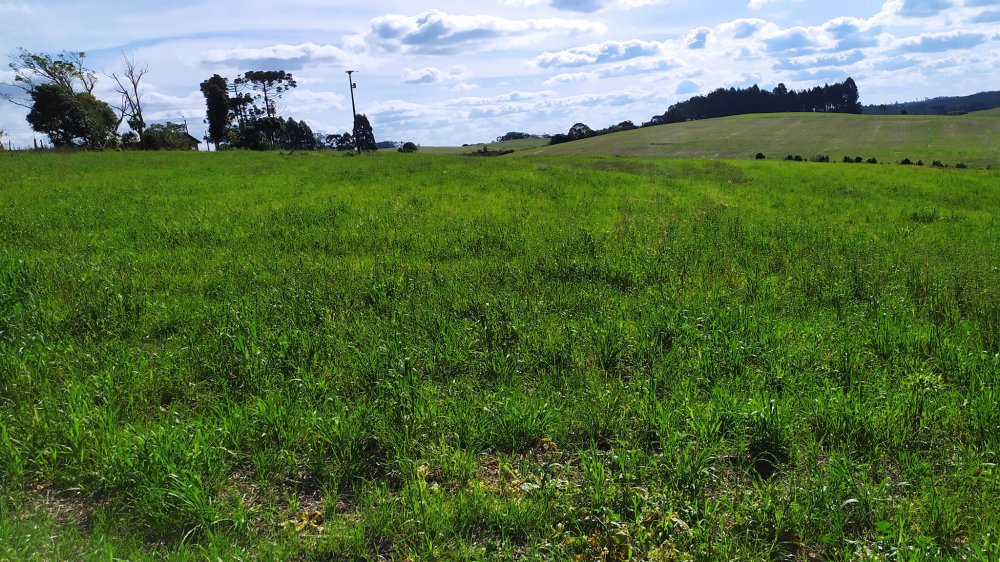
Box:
[527,111,1000,167]
[1,150,998,560]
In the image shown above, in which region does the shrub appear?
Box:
[793,155,803,162]
[755,152,766,160]
[932,160,944,167]
[785,154,794,161]
[955,162,967,169]
[398,142,418,153]
[843,156,854,163]
[900,158,913,165]
[916,160,924,166]
[855,156,863,163]
[813,154,830,163]
[866,158,878,164]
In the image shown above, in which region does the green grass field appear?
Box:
[524,111,1000,167]
[1,150,999,560]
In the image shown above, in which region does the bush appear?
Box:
[398,142,418,153]
[932,160,944,167]
[900,158,913,165]
[496,132,531,142]
[843,156,854,163]
[916,160,924,166]
[755,152,766,160]
[866,158,878,164]
[793,155,803,162]
[785,154,794,161]
[955,162,967,169]
[813,154,830,163]
[855,156,863,163]
[143,123,196,150]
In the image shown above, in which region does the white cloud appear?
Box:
[536,39,665,67]
[285,89,346,112]
[401,66,468,85]
[685,27,712,49]
[200,42,351,70]
[350,9,604,54]
[401,67,448,84]
[544,71,596,85]
[894,29,989,51]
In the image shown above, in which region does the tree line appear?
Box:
[543,78,862,147]
[2,48,380,151]
[644,78,861,126]
[863,90,1000,116]
[548,120,637,145]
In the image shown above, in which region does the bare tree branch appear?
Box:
[108,53,149,146]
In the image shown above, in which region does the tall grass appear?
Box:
[0,150,998,559]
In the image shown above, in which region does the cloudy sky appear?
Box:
[1,0,998,148]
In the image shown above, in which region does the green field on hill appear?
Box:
[1,150,999,560]
[522,111,1000,166]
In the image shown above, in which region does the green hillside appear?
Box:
[525,112,1000,166]
[421,136,550,155]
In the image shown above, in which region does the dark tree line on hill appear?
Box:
[549,120,637,145]
[496,131,534,142]
[644,77,861,126]
[863,90,1000,116]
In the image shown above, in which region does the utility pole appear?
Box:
[346,70,359,152]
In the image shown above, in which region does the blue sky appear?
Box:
[1,0,998,147]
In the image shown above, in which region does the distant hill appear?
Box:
[518,111,1000,167]
[864,91,1000,115]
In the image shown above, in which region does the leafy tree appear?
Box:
[568,122,593,141]
[497,131,531,142]
[109,55,149,147]
[353,114,377,152]
[283,118,317,150]
[199,70,318,150]
[841,77,861,114]
[200,75,230,150]
[26,83,116,148]
[398,141,418,153]
[76,92,119,148]
[2,48,97,108]
[239,70,297,119]
[6,49,115,148]
[236,70,296,145]
[227,79,253,140]
[143,122,191,150]
[326,132,354,151]
[255,116,285,148]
